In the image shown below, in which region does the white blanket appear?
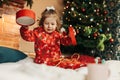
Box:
[0,57,119,80]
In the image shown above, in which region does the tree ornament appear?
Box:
[93,32,98,37]
[103,10,108,15]
[109,38,114,43]
[106,33,112,40]
[66,6,69,9]
[99,29,103,32]
[66,2,70,9]
[108,18,113,24]
[97,34,107,51]
[81,8,86,12]
[84,27,92,36]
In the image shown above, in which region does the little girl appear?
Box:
[20,6,74,64]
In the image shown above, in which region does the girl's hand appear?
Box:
[22,25,28,27]
[73,28,76,36]
[60,27,76,36]
[21,25,29,29]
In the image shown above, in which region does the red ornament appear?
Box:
[66,6,69,9]
[93,32,98,37]
[81,8,86,12]
[103,10,108,15]
[65,3,70,9]
[109,38,114,43]
[108,18,113,24]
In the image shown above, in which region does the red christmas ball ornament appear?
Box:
[81,8,86,12]
[66,6,69,9]
[108,18,113,24]
[66,3,70,9]
[93,32,98,37]
[103,10,108,15]
[109,38,114,43]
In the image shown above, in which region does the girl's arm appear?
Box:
[60,34,72,46]
[60,26,77,46]
[20,26,35,42]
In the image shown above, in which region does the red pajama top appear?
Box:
[20,26,72,64]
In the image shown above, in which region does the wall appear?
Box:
[19,0,64,53]
[0,5,21,49]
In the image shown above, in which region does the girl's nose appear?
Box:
[48,24,52,28]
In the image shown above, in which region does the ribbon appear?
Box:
[46,6,55,11]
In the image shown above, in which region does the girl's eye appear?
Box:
[45,23,49,25]
[44,22,55,25]
[51,23,55,25]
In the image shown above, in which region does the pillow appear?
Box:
[0,46,27,63]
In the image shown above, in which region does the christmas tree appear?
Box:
[61,0,118,60]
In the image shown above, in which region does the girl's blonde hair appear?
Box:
[39,8,61,31]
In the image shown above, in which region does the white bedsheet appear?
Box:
[0,57,120,80]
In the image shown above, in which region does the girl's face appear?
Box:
[43,16,57,33]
